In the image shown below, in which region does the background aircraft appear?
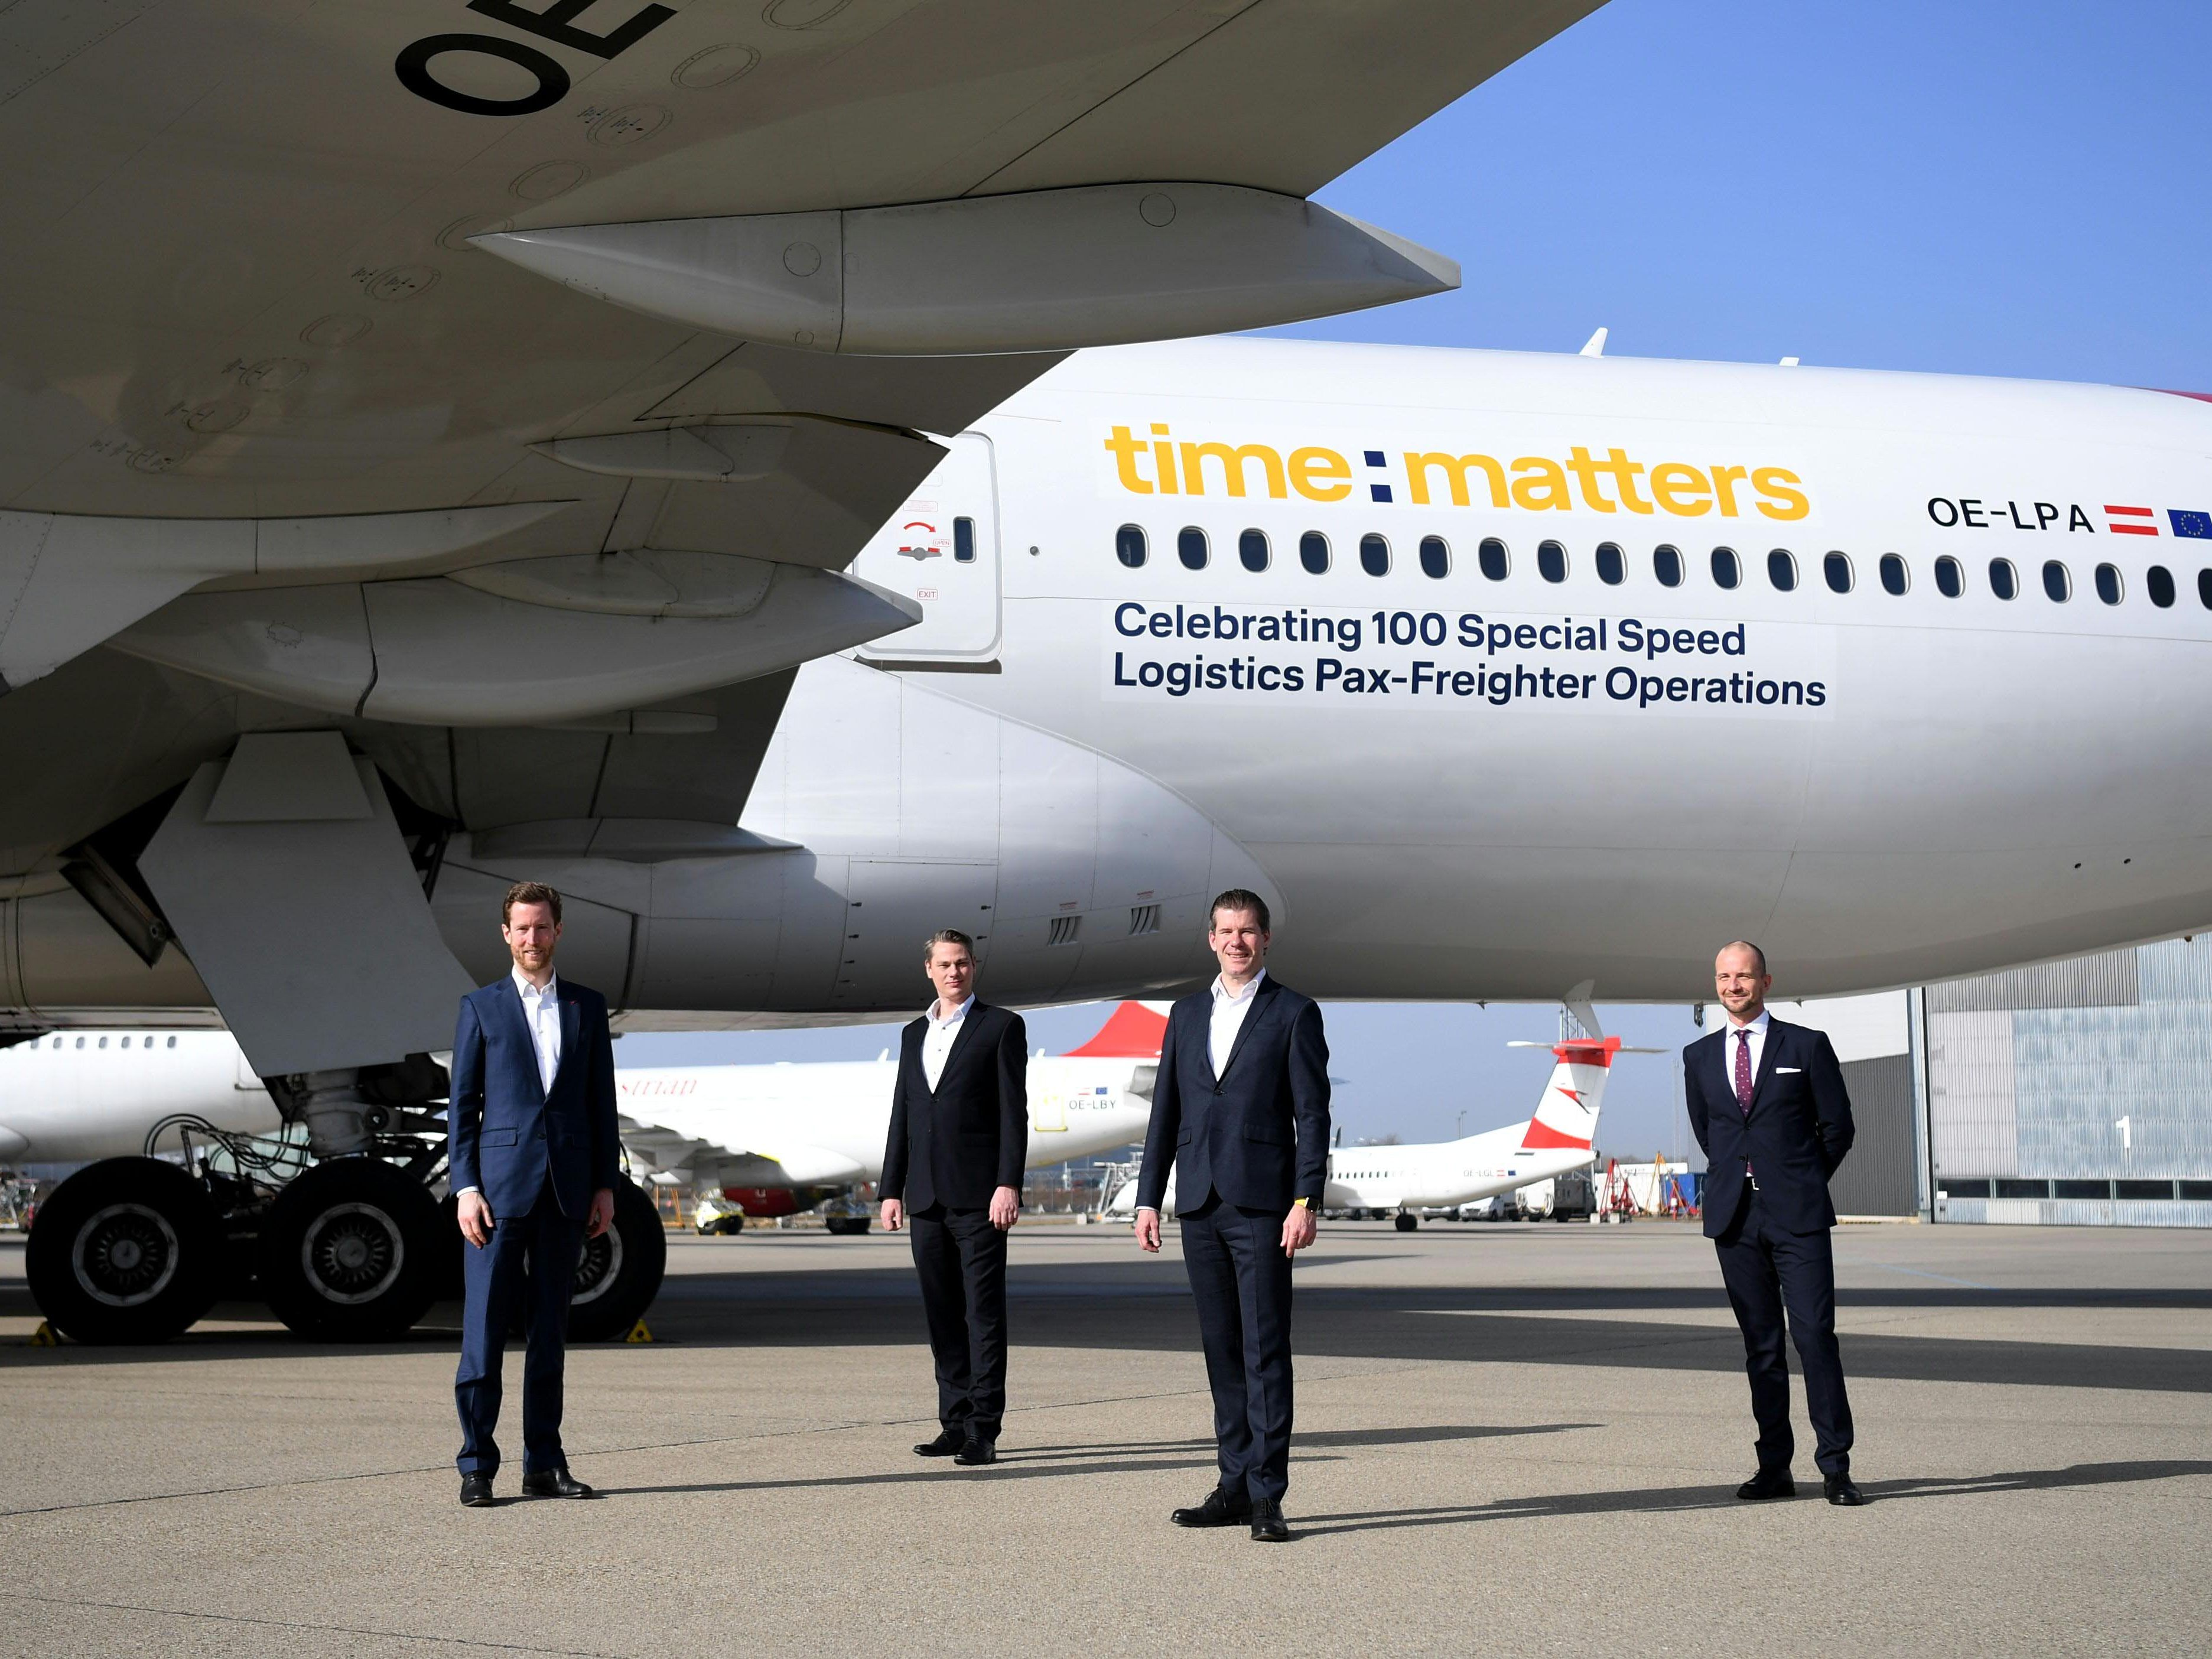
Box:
[1109,1024,1641,1225]
[6,1003,1164,1342]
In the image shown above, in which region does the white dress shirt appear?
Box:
[459,971,561,1199]
[1208,969,1267,1074]
[1721,1006,1771,1104]
[515,968,562,1095]
[922,994,973,1091]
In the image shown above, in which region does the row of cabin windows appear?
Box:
[40,1034,179,1049]
[1114,525,2202,610]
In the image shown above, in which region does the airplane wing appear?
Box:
[0,2,1602,1057]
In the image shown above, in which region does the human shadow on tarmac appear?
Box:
[604,1423,1598,1500]
[1291,1459,2212,1537]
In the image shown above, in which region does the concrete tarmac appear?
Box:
[2,1218,2207,1657]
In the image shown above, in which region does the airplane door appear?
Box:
[847,432,1001,664]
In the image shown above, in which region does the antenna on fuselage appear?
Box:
[1579,327,1608,358]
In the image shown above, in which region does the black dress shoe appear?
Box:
[1736,1467,1797,1500]
[952,1435,997,1466]
[521,1467,596,1499]
[1170,1486,1252,1528]
[459,1473,495,1508]
[913,1429,964,1458]
[1248,1499,1290,1542]
[1824,1474,1866,1507]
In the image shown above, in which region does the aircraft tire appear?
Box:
[26,1158,223,1344]
[1394,1212,1419,1232]
[567,1177,666,1342]
[823,1216,871,1237]
[259,1159,443,1341]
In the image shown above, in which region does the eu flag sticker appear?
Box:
[2170,509,2212,539]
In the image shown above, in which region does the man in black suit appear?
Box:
[1134,889,1329,1543]
[879,929,1027,1467]
[1685,940,1864,1507]
[448,881,619,1508]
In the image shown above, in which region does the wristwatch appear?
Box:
[1292,1196,1312,1209]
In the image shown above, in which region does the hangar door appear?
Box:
[847,433,1001,665]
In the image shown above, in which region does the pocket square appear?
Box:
[1777,1066,1803,1074]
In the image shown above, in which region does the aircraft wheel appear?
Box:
[26,1159,223,1344]
[259,1159,443,1340]
[568,1177,666,1342]
[823,1216,871,1237]
[1394,1212,1419,1232]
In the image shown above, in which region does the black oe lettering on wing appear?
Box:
[396,0,676,116]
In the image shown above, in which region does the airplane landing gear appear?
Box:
[25,1159,224,1344]
[566,1178,666,1342]
[257,1157,444,1340]
[1394,1211,1419,1232]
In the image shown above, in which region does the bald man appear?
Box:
[1684,941,1863,1507]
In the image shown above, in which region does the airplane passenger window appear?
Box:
[1419,536,1450,578]
[1823,552,1853,593]
[1359,534,1390,576]
[1767,549,1796,591]
[1990,558,2018,599]
[75,1036,84,1049]
[1710,547,1740,589]
[98,1036,108,1048]
[1115,525,1147,568]
[2147,565,2175,607]
[1879,554,1908,596]
[167,1036,177,1048]
[1299,532,1330,574]
[2042,559,2070,602]
[1653,544,1684,587]
[1239,529,1270,572]
[2094,563,2122,605]
[1478,538,1509,581]
[119,1036,131,1049]
[1595,542,1624,584]
[1177,526,1208,570]
[1538,541,1569,583]
[51,1036,60,1049]
[1935,556,1964,598]
[953,518,977,563]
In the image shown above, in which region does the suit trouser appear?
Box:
[455,1179,585,1475]
[1712,1184,1855,1476]
[1179,1197,1296,1504]
[908,1204,1010,1440]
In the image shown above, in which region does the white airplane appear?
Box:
[6,4,2208,1341]
[0,1030,281,1164]
[1,1001,1164,1207]
[1107,1027,1643,1228]
[615,1000,1166,1228]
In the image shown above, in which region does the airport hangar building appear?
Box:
[1703,936,2212,1227]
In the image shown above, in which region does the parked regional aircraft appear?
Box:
[617,999,1166,1225]
[1108,1027,1642,1226]
[4,1003,1164,1338]
[6,3,2208,1341]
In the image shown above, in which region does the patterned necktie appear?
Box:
[1735,1028,1754,1114]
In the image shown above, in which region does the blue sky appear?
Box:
[622,0,2207,1160]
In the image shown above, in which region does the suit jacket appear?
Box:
[447,977,620,1221]
[1136,975,1330,1214]
[1684,1016,1855,1238]
[880,1001,1029,1211]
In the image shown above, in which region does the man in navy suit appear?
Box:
[448,881,619,1508]
[1685,941,1864,1507]
[1134,889,1329,1543]
[879,929,1027,1466]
